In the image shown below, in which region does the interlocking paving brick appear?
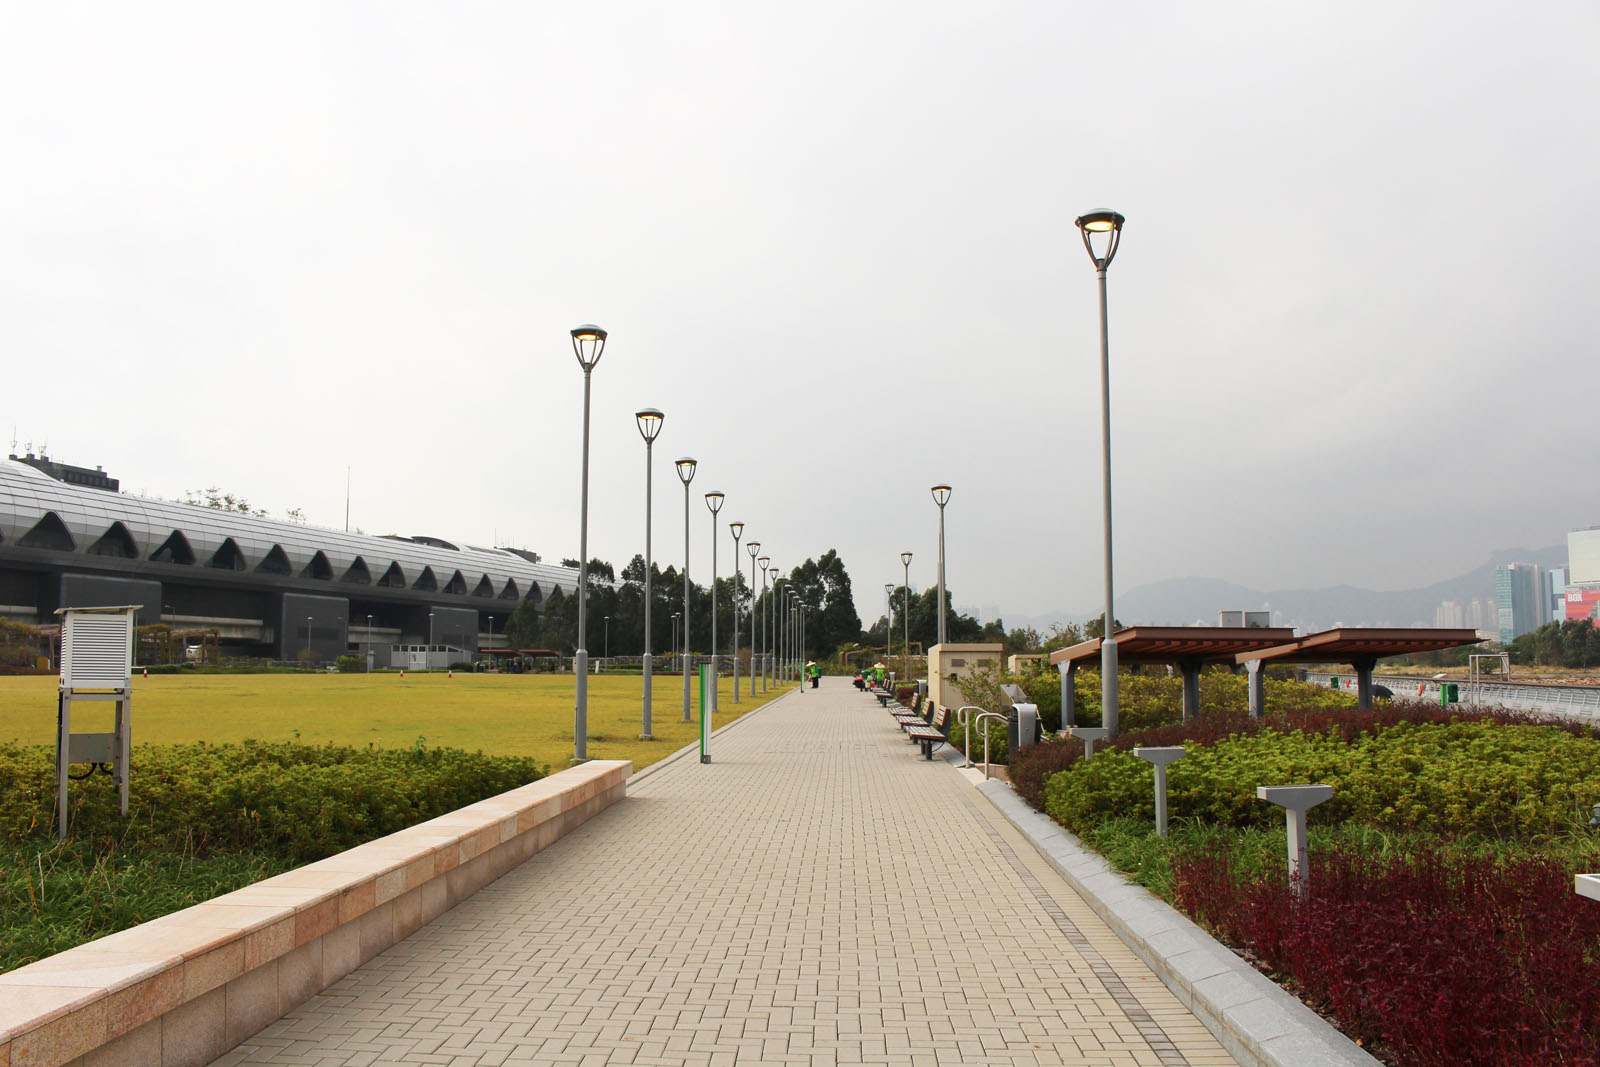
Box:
[218,681,1237,1066]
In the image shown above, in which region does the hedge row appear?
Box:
[0,740,548,862]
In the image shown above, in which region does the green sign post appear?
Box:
[699,663,712,763]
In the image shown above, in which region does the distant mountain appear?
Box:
[1011,545,1566,633]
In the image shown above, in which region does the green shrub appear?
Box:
[1042,722,1600,841]
[0,740,548,862]
[335,655,364,673]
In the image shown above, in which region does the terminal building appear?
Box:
[0,453,579,664]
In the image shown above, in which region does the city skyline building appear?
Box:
[1495,562,1546,644]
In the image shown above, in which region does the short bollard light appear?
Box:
[1257,784,1333,898]
[1134,746,1184,837]
[1068,727,1110,760]
[1588,803,1600,831]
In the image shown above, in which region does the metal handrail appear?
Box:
[970,710,1009,780]
[954,706,986,768]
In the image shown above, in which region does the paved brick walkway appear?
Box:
[215,679,1237,1066]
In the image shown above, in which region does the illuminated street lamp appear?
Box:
[569,323,606,761]
[636,407,664,739]
[676,457,697,721]
[1075,208,1126,737]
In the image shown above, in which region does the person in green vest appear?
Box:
[807,661,821,688]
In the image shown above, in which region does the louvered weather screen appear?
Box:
[62,611,135,688]
[55,605,139,838]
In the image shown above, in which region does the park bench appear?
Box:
[905,705,951,759]
[890,694,925,729]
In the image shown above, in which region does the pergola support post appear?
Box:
[1059,659,1078,730]
[1245,658,1266,719]
[1352,655,1378,710]
[1179,658,1201,721]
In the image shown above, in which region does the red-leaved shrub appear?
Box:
[1173,846,1600,1067]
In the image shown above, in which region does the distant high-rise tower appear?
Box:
[1495,563,1545,644]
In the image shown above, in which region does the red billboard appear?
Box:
[1565,588,1600,622]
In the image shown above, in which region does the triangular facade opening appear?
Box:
[301,551,333,580]
[342,557,372,584]
[377,562,406,588]
[208,538,247,571]
[257,545,293,575]
[87,522,139,559]
[150,531,195,565]
[413,567,438,592]
[19,512,75,552]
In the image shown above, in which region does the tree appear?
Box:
[1083,616,1125,641]
[542,586,576,654]
[783,549,861,659]
[181,486,303,521]
[504,599,543,649]
[182,487,264,515]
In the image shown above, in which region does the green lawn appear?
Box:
[0,671,795,772]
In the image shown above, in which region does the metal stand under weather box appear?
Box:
[55,605,139,839]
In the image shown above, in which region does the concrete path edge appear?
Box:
[941,747,1380,1067]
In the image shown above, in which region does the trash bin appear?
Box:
[1440,682,1459,706]
[1007,702,1039,753]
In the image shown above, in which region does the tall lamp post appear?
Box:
[676,457,697,721]
[1076,209,1126,738]
[932,485,951,648]
[793,592,804,682]
[704,490,724,715]
[568,323,606,762]
[729,522,744,703]
[884,583,895,671]
[757,556,770,689]
[900,551,912,678]
[603,616,610,662]
[769,568,782,682]
[746,539,760,697]
[636,408,663,739]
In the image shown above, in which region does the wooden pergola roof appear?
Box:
[1048,626,1299,668]
[1233,627,1482,665]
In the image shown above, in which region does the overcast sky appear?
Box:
[5,2,1597,628]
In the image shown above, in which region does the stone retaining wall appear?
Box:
[0,759,632,1067]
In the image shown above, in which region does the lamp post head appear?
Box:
[931,484,952,508]
[704,490,724,515]
[570,324,607,370]
[901,551,912,567]
[675,457,697,485]
[758,555,769,569]
[635,407,664,443]
[1074,210,1125,270]
[729,521,744,541]
[885,584,894,595]
[748,540,760,558]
